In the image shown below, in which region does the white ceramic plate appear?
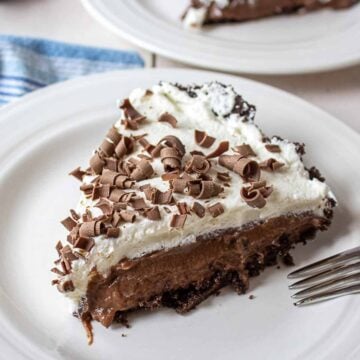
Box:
[81,0,360,74]
[0,69,359,360]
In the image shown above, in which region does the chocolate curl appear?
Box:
[206,141,229,159]
[208,202,225,218]
[259,158,285,172]
[234,144,256,157]
[100,169,134,188]
[138,137,155,155]
[170,214,187,228]
[120,98,146,123]
[150,143,164,158]
[218,154,242,170]
[185,155,211,174]
[144,206,161,221]
[61,216,77,231]
[74,237,95,252]
[106,227,120,238]
[158,112,178,128]
[186,180,202,197]
[219,155,260,181]
[99,139,115,157]
[160,147,182,172]
[95,198,113,215]
[191,202,206,218]
[89,152,105,175]
[265,144,281,153]
[170,178,187,193]
[79,220,105,237]
[69,167,85,181]
[130,159,154,181]
[194,130,216,148]
[114,136,134,158]
[197,181,223,199]
[159,135,186,157]
[233,158,260,181]
[105,157,118,172]
[109,188,128,202]
[106,127,122,145]
[119,210,136,223]
[240,181,273,209]
[161,171,180,181]
[151,189,173,205]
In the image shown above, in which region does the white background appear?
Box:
[0,0,359,134]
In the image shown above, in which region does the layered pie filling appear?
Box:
[182,0,358,27]
[51,82,336,343]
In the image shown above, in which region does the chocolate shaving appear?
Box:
[129,197,147,210]
[106,227,120,238]
[144,206,161,221]
[161,171,179,181]
[130,159,154,181]
[234,144,256,157]
[109,188,127,202]
[151,189,173,205]
[185,155,211,174]
[69,167,85,181]
[177,202,190,215]
[170,214,187,228]
[206,141,229,159]
[61,216,77,231]
[194,130,216,148]
[51,267,65,276]
[70,209,80,221]
[216,171,231,182]
[58,280,75,293]
[240,181,273,209]
[159,112,178,128]
[114,136,134,158]
[259,158,285,172]
[265,144,281,153]
[89,152,105,175]
[106,126,122,144]
[74,237,95,252]
[208,202,224,218]
[191,202,205,218]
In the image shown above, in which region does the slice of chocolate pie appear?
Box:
[182,0,358,28]
[52,82,336,343]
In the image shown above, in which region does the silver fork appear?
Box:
[287,246,360,306]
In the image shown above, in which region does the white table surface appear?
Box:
[0,0,359,133]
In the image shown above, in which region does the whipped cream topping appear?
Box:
[61,82,334,304]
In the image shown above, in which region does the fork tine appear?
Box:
[287,246,360,279]
[294,284,360,306]
[291,272,360,299]
[289,261,360,289]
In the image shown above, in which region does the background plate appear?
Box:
[0,69,359,359]
[82,0,360,74]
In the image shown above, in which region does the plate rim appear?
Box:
[81,0,360,75]
[0,68,360,360]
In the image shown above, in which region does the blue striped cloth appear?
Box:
[0,35,144,106]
